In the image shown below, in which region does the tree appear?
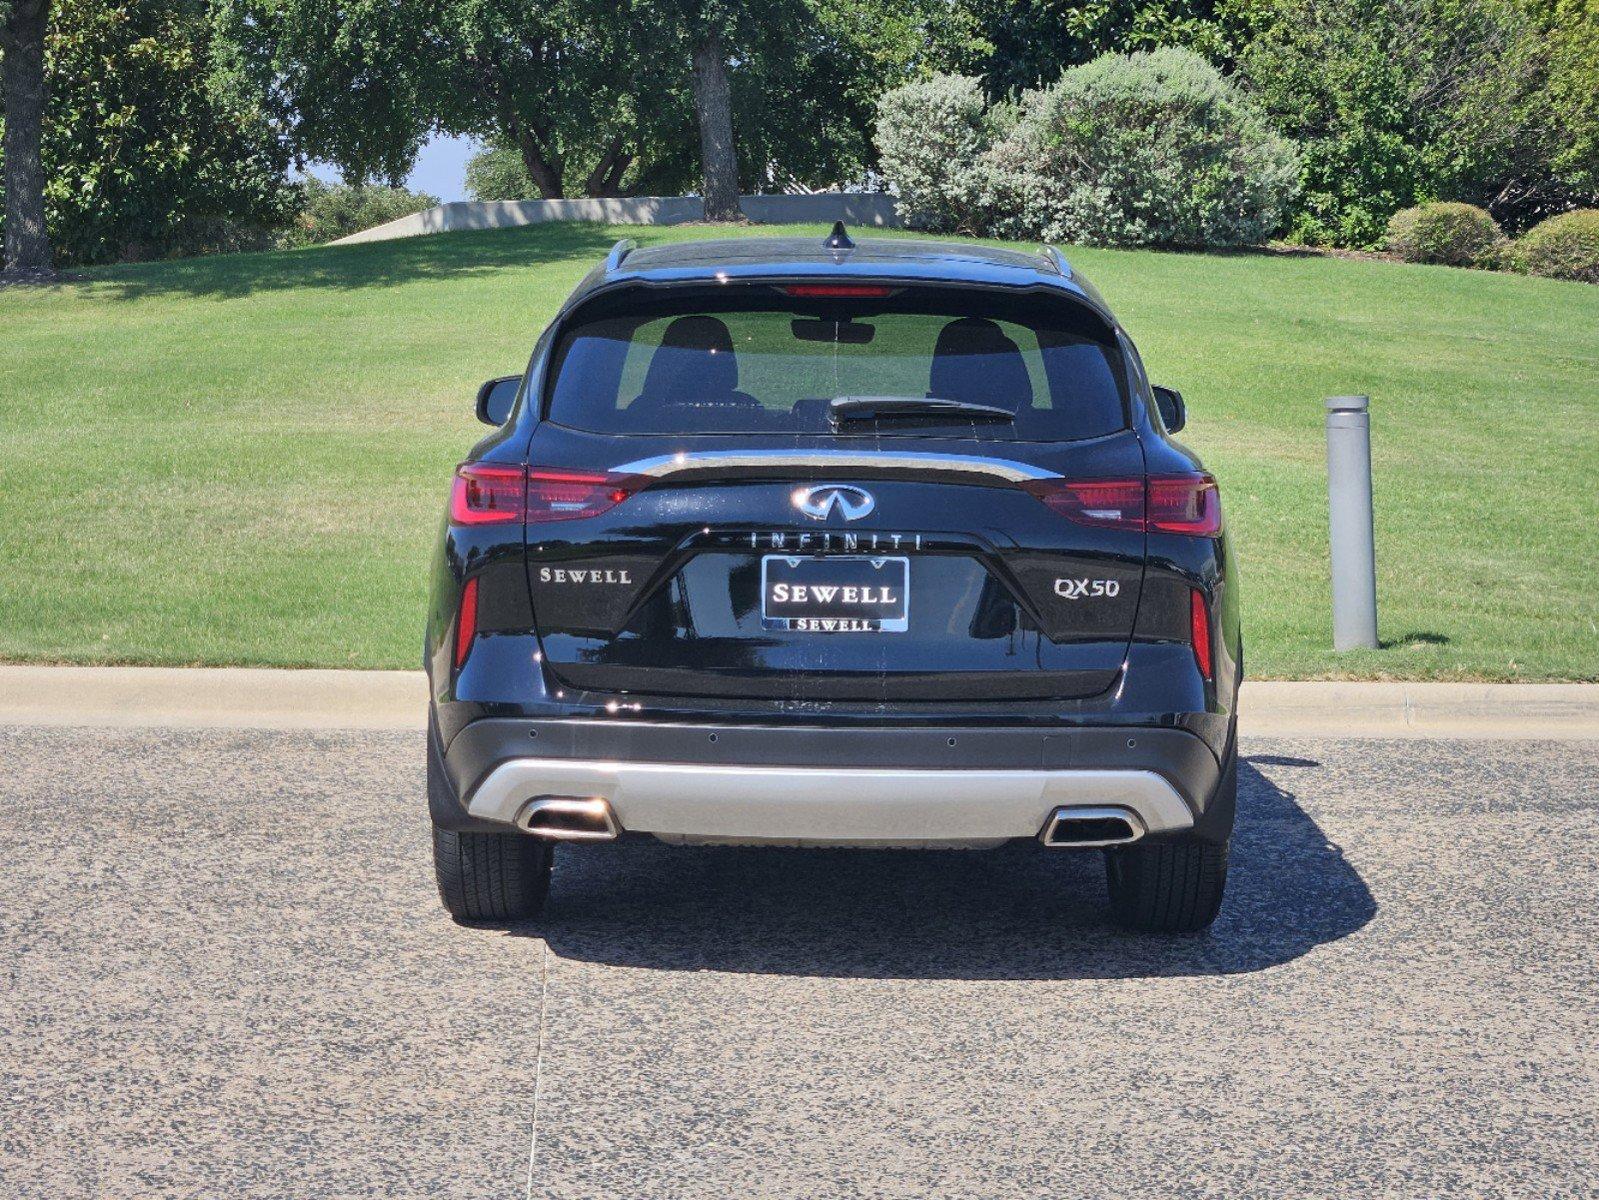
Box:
[933,0,1267,97]
[690,28,739,218]
[0,0,53,276]
[222,0,689,200]
[230,0,948,208]
[652,0,820,219]
[731,0,976,190]
[1243,0,1554,245]
[12,0,297,266]
[212,0,427,187]
[1526,0,1599,200]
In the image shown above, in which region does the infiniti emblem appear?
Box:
[793,484,875,522]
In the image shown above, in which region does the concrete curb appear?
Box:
[0,666,426,731]
[1,666,1595,739]
[1236,681,1599,739]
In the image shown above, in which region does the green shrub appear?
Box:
[465,145,535,202]
[1386,203,1505,266]
[1510,209,1599,282]
[991,49,1299,247]
[874,75,1005,235]
[281,179,440,248]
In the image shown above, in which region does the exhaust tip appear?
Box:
[516,796,619,841]
[1039,806,1146,848]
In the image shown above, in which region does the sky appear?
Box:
[404,134,479,202]
[302,133,480,202]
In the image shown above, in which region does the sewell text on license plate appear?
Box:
[760,555,909,632]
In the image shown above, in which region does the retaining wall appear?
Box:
[330,192,902,245]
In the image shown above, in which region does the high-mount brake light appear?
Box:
[1190,588,1214,681]
[779,284,895,298]
[454,576,479,670]
[525,468,640,522]
[1023,473,1222,536]
[451,463,525,525]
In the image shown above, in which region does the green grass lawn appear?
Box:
[1,222,1595,679]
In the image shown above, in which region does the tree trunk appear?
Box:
[513,129,565,200]
[582,133,631,198]
[1,0,54,277]
[597,150,632,197]
[690,32,740,221]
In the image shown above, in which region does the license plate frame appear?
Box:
[760,554,910,633]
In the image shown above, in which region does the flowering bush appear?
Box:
[993,49,1300,247]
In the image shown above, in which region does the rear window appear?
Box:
[544,286,1128,441]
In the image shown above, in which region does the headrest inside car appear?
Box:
[929,317,1032,412]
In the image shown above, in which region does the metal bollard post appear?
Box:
[1325,395,1379,650]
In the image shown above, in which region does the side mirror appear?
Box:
[475,375,521,426]
[1151,385,1186,433]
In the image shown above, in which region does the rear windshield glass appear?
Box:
[544,287,1128,441]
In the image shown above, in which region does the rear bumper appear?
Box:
[434,717,1233,847]
[466,757,1193,847]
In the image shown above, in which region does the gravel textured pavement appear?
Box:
[2,728,1595,1198]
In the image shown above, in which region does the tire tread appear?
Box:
[432,826,552,922]
[1106,837,1228,933]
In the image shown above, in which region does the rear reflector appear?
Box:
[1190,588,1214,681]
[454,576,479,670]
[1023,473,1222,536]
[450,463,640,525]
[779,284,895,297]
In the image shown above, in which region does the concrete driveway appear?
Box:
[3,727,1596,1198]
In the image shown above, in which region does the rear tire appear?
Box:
[1104,836,1228,932]
[432,826,553,922]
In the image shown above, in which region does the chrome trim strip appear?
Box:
[468,760,1193,846]
[1038,805,1147,848]
[611,449,1060,484]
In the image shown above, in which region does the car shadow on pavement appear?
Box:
[525,761,1376,980]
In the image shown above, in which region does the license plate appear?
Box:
[761,555,909,632]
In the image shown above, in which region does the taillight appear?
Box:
[1190,588,1214,681]
[525,468,638,522]
[454,576,479,670]
[1147,474,1222,535]
[1023,473,1221,536]
[1022,478,1145,530]
[449,464,639,525]
[451,464,524,525]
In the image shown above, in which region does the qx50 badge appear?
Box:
[1055,578,1121,600]
[793,484,875,522]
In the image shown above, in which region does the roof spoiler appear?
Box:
[604,238,636,274]
[1042,245,1073,279]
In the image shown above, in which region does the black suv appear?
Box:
[425,227,1240,932]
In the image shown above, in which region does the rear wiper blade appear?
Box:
[829,395,1016,424]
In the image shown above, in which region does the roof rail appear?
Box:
[604,238,636,273]
[1041,245,1073,279]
